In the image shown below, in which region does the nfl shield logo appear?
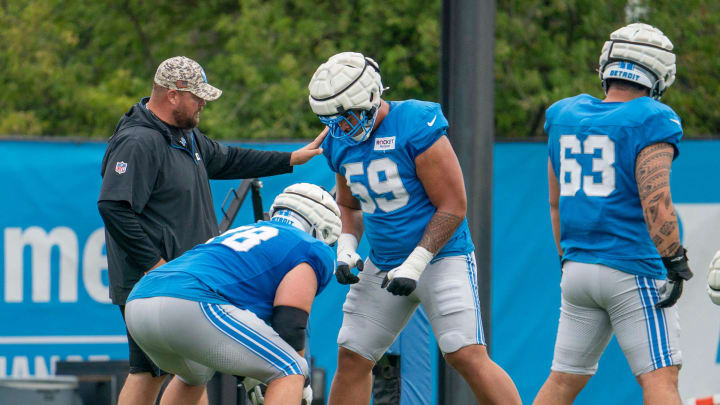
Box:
[115,161,128,174]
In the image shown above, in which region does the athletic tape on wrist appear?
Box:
[400,246,434,280]
[337,233,359,254]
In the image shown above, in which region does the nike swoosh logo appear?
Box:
[427,115,437,127]
[670,118,681,126]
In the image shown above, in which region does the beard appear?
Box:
[172,108,199,129]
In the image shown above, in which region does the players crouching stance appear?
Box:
[308,52,522,405]
[124,183,340,405]
[534,23,692,405]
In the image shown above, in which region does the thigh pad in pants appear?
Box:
[337,260,419,363]
[126,297,308,385]
[552,261,682,376]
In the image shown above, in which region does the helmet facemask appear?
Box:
[309,52,384,143]
[318,105,379,143]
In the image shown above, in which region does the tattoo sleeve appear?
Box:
[419,211,464,254]
[635,143,679,257]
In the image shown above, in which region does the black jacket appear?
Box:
[98,97,293,304]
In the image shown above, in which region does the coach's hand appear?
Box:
[336,233,363,284]
[382,247,434,296]
[708,249,720,305]
[290,127,328,165]
[656,246,693,308]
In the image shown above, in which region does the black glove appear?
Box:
[381,275,417,296]
[335,259,364,285]
[656,246,693,308]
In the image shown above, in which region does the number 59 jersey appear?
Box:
[322,99,474,270]
[127,221,336,323]
[546,94,683,279]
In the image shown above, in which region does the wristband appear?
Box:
[337,233,358,254]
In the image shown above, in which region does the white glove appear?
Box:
[708,249,720,305]
[243,377,265,405]
[302,384,313,405]
[381,247,434,296]
[335,233,364,284]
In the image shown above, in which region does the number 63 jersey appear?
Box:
[546,94,683,279]
[322,99,474,270]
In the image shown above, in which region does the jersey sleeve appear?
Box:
[321,135,339,172]
[406,102,449,160]
[307,242,336,294]
[544,104,561,176]
[98,131,161,213]
[636,109,683,158]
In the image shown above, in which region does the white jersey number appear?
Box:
[212,225,279,252]
[559,134,615,197]
[343,158,410,213]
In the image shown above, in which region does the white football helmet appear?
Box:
[308,52,384,143]
[598,23,676,99]
[269,183,341,245]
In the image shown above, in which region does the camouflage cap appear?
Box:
[154,56,222,101]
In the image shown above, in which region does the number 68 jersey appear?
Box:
[127,221,335,323]
[322,99,474,270]
[546,94,683,279]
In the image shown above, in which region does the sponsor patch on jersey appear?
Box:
[374,136,396,151]
[115,161,127,174]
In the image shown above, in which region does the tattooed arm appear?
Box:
[637,142,693,308]
[415,135,466,254]
[635,142,680,256]
[381,135,466,296]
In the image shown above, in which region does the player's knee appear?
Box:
[444,344,487,371]
[637,365,679,390]
[337,326,390,363]
[337,347,374,375]
[437,330,478,355]
[550,370,591,386]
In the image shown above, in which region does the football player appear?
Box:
[308,52,521,405]
[534,23,691,405]
[124,183,340,405]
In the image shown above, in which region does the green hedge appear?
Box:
[1,0,717,139]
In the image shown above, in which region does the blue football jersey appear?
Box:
[127,221,336,322]
[322,99,474,270]
[546,94,683,279]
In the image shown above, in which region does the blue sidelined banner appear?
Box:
[1,139,718,404]
[0,139,435,404]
